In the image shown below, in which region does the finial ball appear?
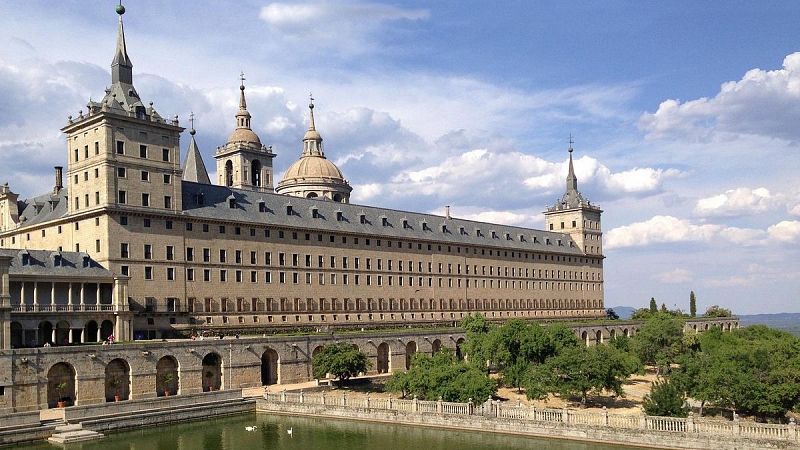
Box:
[116,4,126,15]
[190,129,196,136]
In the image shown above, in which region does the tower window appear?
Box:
[139,145,147,158]
[141,193,150,207]
[572,220,577,228]
[561,222,565,229]
[116,141,124,154]
[162,148,170,162]
[549,224,554,230]
[117,167,126,177]
[141,171,150,182]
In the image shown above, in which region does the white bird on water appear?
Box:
[287,427,293,437]
[245,426,257,432]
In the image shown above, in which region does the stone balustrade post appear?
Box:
[413,396,418,412]
[788,418,796,442]
[321,391,326,406]
[437,396,443,414]
[603,406,609,426]
[388,397,393,410]
[342,393,347,407]
[280,389,286,403]
[562,408,569,424]
[366,393,371,410]
[640,412,647,430]
[495,401,501,418]
[686,412,694,433]
[468,398,473,416]
[299,390,304,404]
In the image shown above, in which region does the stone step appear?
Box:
[48,429,104,445]
[53,424,82,433]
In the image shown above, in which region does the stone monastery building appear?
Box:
[0,6,604,347]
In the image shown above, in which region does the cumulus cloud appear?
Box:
[655,268,693,284]
[640,52,800,141]
[604,215,766,250]
[768,220,800,243]
[694,187,781,217]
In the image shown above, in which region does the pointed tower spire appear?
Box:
[235,72,253,130]
[308,93,316,131]
[183,112,211,185]
[566,134,578,193]
[111,2,133,85]
[302,94,324,157]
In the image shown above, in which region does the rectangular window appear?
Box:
[167,267,175,281]
[95,141,99,155]
[203,248,210,262]
[144,244,152,260]
[163,174,171,184]
[141,193,150,207]
[162,148,170,162]
[117,167,126,177]
[166,246,174,261]
[120,243,129,258]
[164,196,172,209]
[141,170,150,182]
[118,190,127,204]
[139,145,147,158]
[186,247,194,262]
[116,141,124,154]
[187,268,195,281]
[144,266,153,280]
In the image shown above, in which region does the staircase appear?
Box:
[47,424,104,444]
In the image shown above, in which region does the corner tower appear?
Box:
[61,3,184,216]
[214,76,275,191]
[276,97,352,202]
[543,141,603,256]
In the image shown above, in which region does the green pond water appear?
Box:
[18,413,655,450]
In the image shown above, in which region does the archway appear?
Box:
[85,321,98,343]
[10,322,23,348]
[609,329,616,340]
[156,356,179,397]
[105,358,130,402]
[376,342,390,374]
[38,321,53,346]
[100,320,114,341]
[306,192,318,199]
[623,328,629,338]
[47,362,76,408]
[333,193,343,203]
[455,338,466,361]
[581,331,589,346]
[405,341,417,370]
[55,320,70,346]
[431,339,442,354]
[251,160,262,186]
[225,160,233,186]
[202,353,222,391]
[595,330,603,345]
[261,348,279,385]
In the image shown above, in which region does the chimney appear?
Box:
[445,205,451,220]
[54,166,63,194]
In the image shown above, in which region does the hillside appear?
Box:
[738,313,800,337]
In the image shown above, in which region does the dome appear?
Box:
[282,156,345,182]
[227,127,261,145]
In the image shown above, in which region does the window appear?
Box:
[116,141,124,154]
[95,191,100,205]
[141,193,150,207]
[74,148,78,161]
[118,190,127,204]
[165,220,173,229]
[143,218,151,228]
[166,246,174,260]
[162,148,170,162]
[144,244,152,260]
[117,167,126,177]
[120,243,129,258]
[219,249,227,263]
[139,145,147,158]
[167,267,175,281]
[95,141,99,155]
[164,196,172,209]
[203,248,210,262]
[144,266,153,280]
[163,174,171,184]
[186,247,194,262]
[121,265,129,276]
[141,170,150,182]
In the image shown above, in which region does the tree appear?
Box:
[312,343,370,385]
[502,360,530,393]
[631,308,653,320]
[649,297,658,313]
[643,379,688,417]
[385,349,496,402]
[630,315,685,376]
[606,308,619,320]
[703,305,732,318]
[689,291,697,318]
[660,303,668,313]
[530,344,640,406]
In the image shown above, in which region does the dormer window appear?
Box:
[20,251,30,266]
[476,229,483,237]
[570,241,575,248]
[312,207,320,219]
[286,205,294,216]
[258,200,267,213]
[402,219,410,229]
[491,230,498,239]
[193,193,205,205]
[519,234,525,242]
[441,224,448,233]
[82,255,91,268]
[336,211,344,222]
[558,239,563,246]
[421,221,430,231]
[227,195,236,209]
[359,214,367,224]
[533,236,539,244]
[546,238,552,245]
[53,254,62,267]
[505,233,511,240]
[381,217,389,227]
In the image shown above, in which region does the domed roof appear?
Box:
[227,127,261,145]
[282,156,345,182]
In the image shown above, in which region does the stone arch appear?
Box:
[333,193,343,203]
[405,341,417,370]
[100,320,114,341]
[47,362,76,408]
[455,338,466,361]
[261,348,279,385]
[105,358,131,402]
[609,329,616,340]
[55,320,70,346]
[251,159,262,186]
[38,321,53,346]
[225,160,233,186]
[306,192,318,199]
[10,321,23,348]
[431,338,442,354]
[376,342,390,374]
[595,330,603,345]
[623,328,629,338]
[156,355,179,397]
[85,320,98,343]
[581,331,589,346]
[202,352,222,391]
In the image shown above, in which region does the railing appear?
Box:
[11,304,116,312]
[262,391,799,443]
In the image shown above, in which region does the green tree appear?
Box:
[689,291,697,318]
[649,297,658,313]
[606,308,619,320]
[502,360,530,393]
[631,308,653,320]
[385,350,496,402]
[703,305,732,318]
[643,379,688,417]
[311,343,370,386]
[630,315,685,376]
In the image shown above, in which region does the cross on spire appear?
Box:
[568,134,574,153]
[239,71,246,88]
[189,112,196,135]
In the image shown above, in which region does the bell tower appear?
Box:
[543,140,603,256]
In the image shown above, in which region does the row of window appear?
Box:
[72,141,172,162]
[116,192,172,209]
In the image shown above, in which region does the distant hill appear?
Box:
[608,306,636,320]
[738,313,800,337]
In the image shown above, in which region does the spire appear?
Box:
[111,2,133,85]
[182,113,211,185]
[302,94,324,157]
[308,93,316,131]
[566,134,578,193]
[235,72,252,129]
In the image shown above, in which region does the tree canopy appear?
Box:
[311,343,370,384]
[630,314,685,374]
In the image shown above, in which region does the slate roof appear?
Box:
[181,182,584,255]
[0,248,114,278]
[15,191,68,228]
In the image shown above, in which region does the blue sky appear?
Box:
[0,1,798,314]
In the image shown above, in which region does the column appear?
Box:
[68,329,74,344]
[96,328,101,342]
[51,328,56,344]
[68,283,73,309]
[51,283,55,308]
[79,283,85,310]
[95,283,100,306]
[33,282,38,310]
[20,282,25,307]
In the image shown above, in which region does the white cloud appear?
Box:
[640,52,800,141]
[604,215,766,250]
[768,220,800,243]
[694,187,780,217]
[655,268,693,284]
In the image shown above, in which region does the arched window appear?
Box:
[225,160,233,187]
[251,160,262,186]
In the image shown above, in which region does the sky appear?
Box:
[0,1,798,314]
